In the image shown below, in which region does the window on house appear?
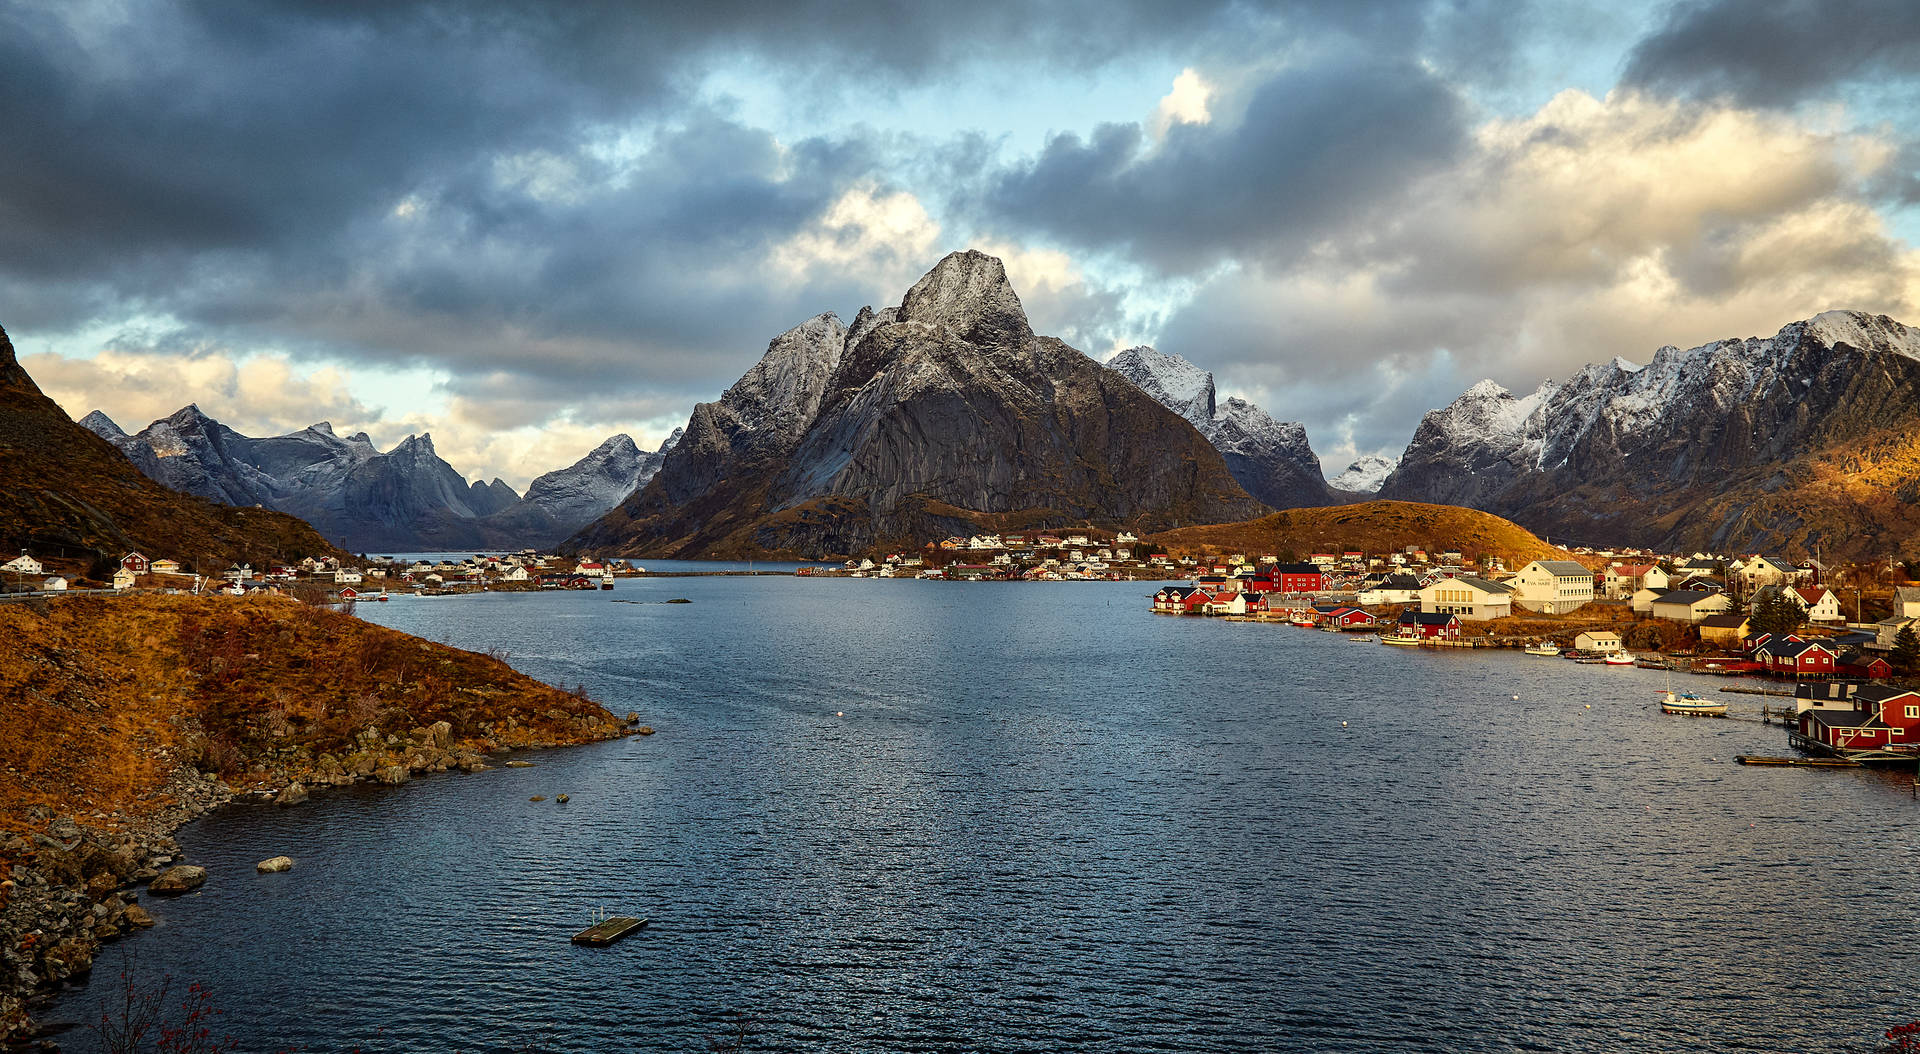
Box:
[1906,705,1918,720]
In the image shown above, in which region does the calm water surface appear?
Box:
[50,577,1920,1052]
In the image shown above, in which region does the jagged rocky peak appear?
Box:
[657,427,684,454]
[1328,454,1399,493]
[895,249,1033,349]
[1108,346,1214,426]
[0,322,24,387]
[79,410,127,440]
[1804,309,1920,359]
[723,312,849,436]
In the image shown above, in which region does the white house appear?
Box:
[1419,576,1514,621]
[42,576,67,592]
[1574,630,1623,654]
[1630,586,1664,614]
[499,565,529,582]
[1651,589,1733,623]
[1603,563,1669,599]
[1511,560,1596,614]
[112,567,137,590]
[1894,586,1920,619]
[3,554,43,576]
[1358,573,1424,606]
[334,570,363,585]
[151,559,183,575]
[1735,555,1799,590]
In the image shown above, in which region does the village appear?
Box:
[0,549,640,601]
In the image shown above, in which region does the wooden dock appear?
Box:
[1735,755,1861,767]
[572,916,647,945]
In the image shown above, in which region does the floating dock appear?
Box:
[1735,755,1861,767]
[572,916,648,945]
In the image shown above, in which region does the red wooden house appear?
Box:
[1837,649,1893,679]
[1798,687,1920,755]
[1270,563,1324,593]
[1317,606,1376,629]
[120,551,150,575]
[1754,639,1836,677]
[1397,611,1460,640]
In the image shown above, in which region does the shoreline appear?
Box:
[2,723,634,1046]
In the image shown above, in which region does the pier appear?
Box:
[572,916,647,945]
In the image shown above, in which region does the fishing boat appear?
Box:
[1603,651,1635,666]
[1524,643,1561,656]
[1379,633,1421,646]
[1660,689,1727,717]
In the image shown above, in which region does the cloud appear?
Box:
[978,55,1470,273]
[1623,0,1920,108]
[1149,69,1214,140]
[1151,88,1920,458]
[25,346,377,440]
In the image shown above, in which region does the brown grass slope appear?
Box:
[0,594,625,834]
[1149,500,1578,566]
[0,323,345,573]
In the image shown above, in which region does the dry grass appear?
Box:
[1149,500,1579,567]
[0,594,622,835]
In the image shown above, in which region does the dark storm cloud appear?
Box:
[1622,0,1920,107]
[977,57,1469,273]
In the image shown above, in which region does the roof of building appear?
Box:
[1895,585,1920,604]
[1855,685,1920,704]
[1271,563,1321,575]
[1401,611,1458,625]
[1757,639,1833,659]
[1530,560,1592,576]
[1698,614,1749,629]
[1804,710,1885,730]
[1452,576,1514,595]
[1653,589,1722,606]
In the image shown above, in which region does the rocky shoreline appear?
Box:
[0,713,637,1046]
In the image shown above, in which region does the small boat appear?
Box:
[376,591,390,602]
[1379,634,1421,646]
[1603,651,1635,666]
[1660,689,1727,717]
[1349,634,1374,643]
[1634,657,1671,669]
[1524,643,1561,656]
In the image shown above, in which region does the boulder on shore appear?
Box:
[148,865,207,896]
[256,856,294,874]
[275,783,309,807]
[123,904,155,928]
[375,765,410,785]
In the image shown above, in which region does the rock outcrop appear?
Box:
[571,251,1266,558]
[1107,345,1333,509]
[1377,310,1920,557]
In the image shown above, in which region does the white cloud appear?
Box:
[1149,68,1214,140]
[772,182,942,296]
[1156,88,1920,455]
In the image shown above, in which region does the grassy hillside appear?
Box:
[0,322,345,574]
[0,594,626,833]
[1149,500,1578,567]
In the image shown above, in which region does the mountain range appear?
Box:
[571,250,1266,558]
[82,408,672,552]
[0,323,342,572]
[1378,310,1920,559]
[1105,345,1333,509]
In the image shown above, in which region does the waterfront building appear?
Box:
[1511,560,1596,614]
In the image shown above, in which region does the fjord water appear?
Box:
[55,579,1920,1052]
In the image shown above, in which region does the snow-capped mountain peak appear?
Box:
[1328,454,1399,494]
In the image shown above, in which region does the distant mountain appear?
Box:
[1327,454,1398,495]
[571,250,1265,558]
[1377,310,1920,558]
[85,407,664,552]
[475,433,671,549]
[0,323,343,571]
[1108,345,1333,509]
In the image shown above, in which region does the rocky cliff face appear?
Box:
[572,250,1265,558]
[1107,345,1333,509]
[1378,310,1920,557]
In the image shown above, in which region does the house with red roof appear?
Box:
[1796,687,1920,757]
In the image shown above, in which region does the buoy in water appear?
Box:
[1341,721,1348,728]
[1512,695,1519,700]
[837,711,844,717]
[1585,704,1591,709]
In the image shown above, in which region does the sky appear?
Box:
[4,0,1919,488]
